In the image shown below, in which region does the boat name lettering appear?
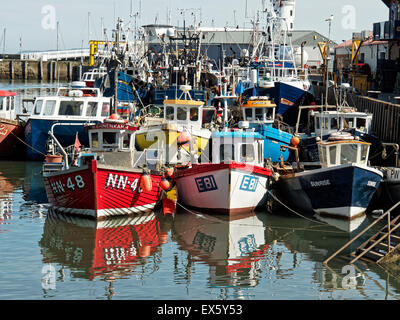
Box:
[50,175,85,194]
[388,169,400,181]
[240,175,259,192]
[104,173,140,193]
[367,181,377,187]
[0,124,8,136]
[310,179,331,187]
[195,175,218,193]
[193,231,216,253]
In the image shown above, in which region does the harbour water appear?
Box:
[0,81,400,301]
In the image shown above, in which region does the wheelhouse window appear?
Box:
[86,102,98,117]
[91,132,99,148]
[34,100,43,115]
[315,117,320,129]
[190,107,198,121]
[265,108,274,120]
[59,101,84,116]
[345,117,354,128]
[356,118,367,131]
[122,133,131,149]
[220,144,235,162]
[101,102,110,117]
[340,143,358,164]
[102,132,117,146]
[331,118,339,130]
[360,144,369,164]
[319,145,327,165]
[166,106,174,120]
[0,97,4,111]
[255,108,264,121]
[43,100,56,116]
[240,144,255,162]
[177,106,187,121]
[245,108,253,120]
[329,145,337,165]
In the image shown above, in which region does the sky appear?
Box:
[0,0,390,53]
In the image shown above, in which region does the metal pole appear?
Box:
[325,20,331,107]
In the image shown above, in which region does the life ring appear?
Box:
[328,132,354,141]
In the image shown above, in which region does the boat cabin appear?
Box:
[312,109,373,137]
[241,96,276,127]
[0,90,16,120]
[30,87,111,119]
[81,67,107,87]
[163,86,205,129]
[318,139,371,168]
[81,120,139,167]
[211,131,265,166]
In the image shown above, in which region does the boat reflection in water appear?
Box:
[23,161,48,204]
[172,208,269,289]
[39,209,169,282]
[0,173,14,225]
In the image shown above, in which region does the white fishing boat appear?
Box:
[174,131,272,215]
[24,85,112,161]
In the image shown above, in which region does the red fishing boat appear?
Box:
[0,90,24,158]
[42,116,165,220]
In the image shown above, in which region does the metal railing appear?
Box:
[323,200,400,265]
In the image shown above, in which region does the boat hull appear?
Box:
[174,162,272,215]
[0,119,25,159]
[276,164,383,220]
[43,160,163,220]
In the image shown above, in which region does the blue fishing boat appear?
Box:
[24,86,111,161]
[275,134,383,220]
[239,96,293,163]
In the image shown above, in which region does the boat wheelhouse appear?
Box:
[275,135,383,220]
[311,108,373,138]
[42,117,163,220]
[135,85,212,165]
[0,90,25,158]
[24,86,111,160]
[81,67,107,88]
[240,96,293,163]
[174,131,272,215]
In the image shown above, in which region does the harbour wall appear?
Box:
[0,59,89,81]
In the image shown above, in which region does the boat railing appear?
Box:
[47,122,95,170]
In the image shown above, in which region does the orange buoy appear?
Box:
[159,232,169,243]
[109,113,120,120]
[290,136,300,147]
[160,177,171,191]
[140,174,152,193]
[165,167,174,178]
[162,198,175,216]
[138,245,151,257]
[177,131,191,145]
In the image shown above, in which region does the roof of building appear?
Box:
[148,28,337,47]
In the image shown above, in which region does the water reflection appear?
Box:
[172,208,269,289]
[0,173,14,227]
[39,209,169,282]
[22,161,47,204]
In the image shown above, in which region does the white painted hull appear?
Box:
[175,163,271,215]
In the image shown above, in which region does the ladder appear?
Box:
[350,213,400,264]
[323,201,400,266]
